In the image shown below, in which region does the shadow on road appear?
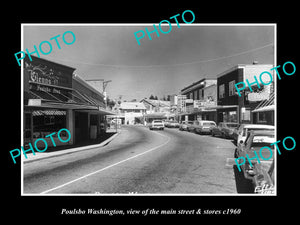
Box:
[233,165,254,193]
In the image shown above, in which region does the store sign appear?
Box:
[194,100,216,108]
[25,61,72,88]
[30,83,62,94]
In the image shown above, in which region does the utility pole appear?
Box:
[85,79,112,108]
[85,79,112,94]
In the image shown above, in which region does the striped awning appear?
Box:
[32,110,66,116]
[252,92,275,113]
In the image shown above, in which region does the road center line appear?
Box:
[40,131,171,194]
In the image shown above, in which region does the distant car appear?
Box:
[179,121,193,131]
[213,122,239,138]
[193,120,216,134]
[149,120,164,130]
[234,124,275,147]
[188,120,199,132]
[166,121,180,128]
[234,130,275,187]
[164,120,171,127]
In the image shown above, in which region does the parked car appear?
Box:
[233,124,275,147]
[234,130,275,189]
[179,121,193,131]
[165,120,180,128]
[163,120,170,127]
[193,120,216,134]
[211,123,222,137]
[149,120,164,130]
[188,120,199,132]
[252,160,275,194]
[211,122,238,138]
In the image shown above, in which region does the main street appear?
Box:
[23,125,239,194]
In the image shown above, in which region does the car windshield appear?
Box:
[188,121,193,124]
[153,120,162,123]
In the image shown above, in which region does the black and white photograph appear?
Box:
[4,5,298,219]
[21,24,277,195]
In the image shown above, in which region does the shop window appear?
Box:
[219,84,225,99]
[229,80,236,96]
[32,110,66,138]
[44,115,55,125]
[223,111,237,122]
[257,112,267,123]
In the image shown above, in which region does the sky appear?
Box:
[23,24,275,101]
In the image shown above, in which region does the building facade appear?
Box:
[23,56,114,148]
[119,102,146,125]
[216,63,274,124]
[179,78,217,121]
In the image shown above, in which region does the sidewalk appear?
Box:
[23,130,120,164]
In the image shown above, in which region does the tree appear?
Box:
[154,96,158,100]
[106,97,116,109]
[149,94,155,100]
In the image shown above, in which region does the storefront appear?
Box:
[23,55,114,148]
[216,105,239,124]
[252,92,275,125]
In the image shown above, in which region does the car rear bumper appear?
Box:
[199,128,211,133]
[150,126,164,130]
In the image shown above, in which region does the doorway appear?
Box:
[75,111,89,143]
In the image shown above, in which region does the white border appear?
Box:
[21,23,277,196]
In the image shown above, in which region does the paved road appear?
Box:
[23,125,239,194]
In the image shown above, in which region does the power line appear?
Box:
[44,43,274,69]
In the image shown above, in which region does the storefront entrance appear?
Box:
[75,112,89,143]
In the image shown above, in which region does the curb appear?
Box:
[23,132,120,164]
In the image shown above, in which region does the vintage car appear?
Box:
[165,120,180,128]
[190,120,216,134]
[234,130,275,192]
[211,122,238,138]
[179,121,193,131]
[149,120,164,130]
[233,124,275,147]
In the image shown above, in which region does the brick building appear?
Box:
[216,63,274,124]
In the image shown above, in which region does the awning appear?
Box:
[25,88,115,115]
[252,105,275,113]
[252,92,275,113]
[32,110,66,116]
